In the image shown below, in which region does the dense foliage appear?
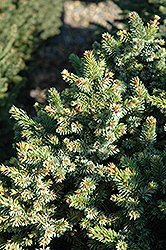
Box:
[0,0,65,162]
[0,12,166,250]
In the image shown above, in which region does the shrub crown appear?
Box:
[0,12,166,250]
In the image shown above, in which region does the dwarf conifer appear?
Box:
[0,12,166,250]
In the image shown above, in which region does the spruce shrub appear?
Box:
[0,12,166,249]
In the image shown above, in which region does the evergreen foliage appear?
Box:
[0,12,166,249]
[0,24,24,162]
[0,0,65,162]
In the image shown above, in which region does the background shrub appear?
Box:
[0,0,65,163]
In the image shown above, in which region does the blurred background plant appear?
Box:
[0,0,65,163]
